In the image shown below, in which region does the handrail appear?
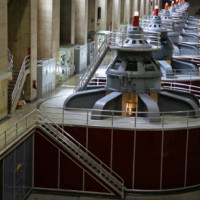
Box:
[74,35,109,92]
[74,31,161,91]
[109,31,161,48]
[37,110,125,197]
[11,55,31,103]
[0,109,37,154]
[7,48,13,72]
[38,105,200,133]
[161,81,200,97]
[86,69,200,88]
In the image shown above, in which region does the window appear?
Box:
[132,40,136,44]
[144,61,155,71]
[126,61,138,71]
[112,60,121,70]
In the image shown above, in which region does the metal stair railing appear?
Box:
[37,110,125,198]
[0,109,38,155]
[74,35,110,92]
[7,48,13,72]
[11,55,31,104]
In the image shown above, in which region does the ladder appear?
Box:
[37,111,125,198]
[74,35,110,92]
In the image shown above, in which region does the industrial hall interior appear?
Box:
[1,0,200,199]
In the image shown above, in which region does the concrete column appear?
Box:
[107,0,113,30]
[0,0,8,120]
[75,0,88,44]
[88,0,98,34]
[124,0,131,24]
[52,0,60,63]
[38,0,60,60]
[133,0,139,13]
[120,0,125,24]
[130,0,133,19]
[0,0,8,72]
[60,0,75,45]
[150,0,154,14]
[112,0,121,30]
[99,0,107,30]
[8,0,31,68]
[145,0,151,16]
[140,0,145,18]
[158,0,161,10]
[24,0,37,101]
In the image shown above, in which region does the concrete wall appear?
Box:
[0,0,8,72]
[0,80,8,120]
[8,0,31,68]
[8,0,37,102]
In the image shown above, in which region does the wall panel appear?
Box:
[112,129,134,188]
[134,131,162,189]
[162,130,187,189]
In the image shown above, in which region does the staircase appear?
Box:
[37,111,125,198]
[74,35,110,92]
[8,55,31,113]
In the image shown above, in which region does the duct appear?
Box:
[158,91,200,117]
[64,88,106,109]
[91,92,122,120]
[158,60,173,78]
[171,59,199,75]
[138,93,161,123]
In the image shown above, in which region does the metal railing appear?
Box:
[75,29,162,92]
[74,35,109,92]
[7,49,13,72]
[38,110,125,198]
[0,109,125,198]
[162,68,200,79]
[109,31,161,48]
[12,55,31,103]
[38,106,200,131]
[0,109,37,154]
[87,69,200,88]
[162,81,200,98]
